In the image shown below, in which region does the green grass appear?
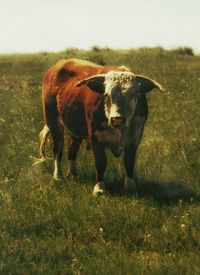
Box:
[0,47,200,274]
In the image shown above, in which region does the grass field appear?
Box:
[0,47,200,274]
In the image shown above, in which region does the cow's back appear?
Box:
[42,59,104,97]
[42,58,131,97]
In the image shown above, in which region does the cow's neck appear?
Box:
[95,121,128,157]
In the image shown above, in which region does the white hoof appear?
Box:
[124,176,136,192]
[53,168,63,182]
[93,182,105,197]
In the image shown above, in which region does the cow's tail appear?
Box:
[30,125,52,166]
[39,124,50,158]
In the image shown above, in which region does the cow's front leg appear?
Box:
[124,143,137,192]
[124,115,146,191]
[91,137,107,196]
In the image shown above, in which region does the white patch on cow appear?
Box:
[105,71,135,88]
[67,160,77,177]
[103,71,137,125]
[93,181,105,196]
[110,103,121,119]
[124,176,136,191]
[53,155,63,181]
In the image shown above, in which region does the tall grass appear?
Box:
[0,47,200,274]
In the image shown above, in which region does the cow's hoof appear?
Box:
[93,182,105,197]
[124,176,136,192]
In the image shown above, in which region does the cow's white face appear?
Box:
[76,70,164,129]
[104,71,137,128]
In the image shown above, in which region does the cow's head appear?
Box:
[76,71,164,128]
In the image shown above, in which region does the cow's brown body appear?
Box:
[41,59,163,195]
[43,59,130,144]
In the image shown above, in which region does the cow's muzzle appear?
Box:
[110,116,126,128]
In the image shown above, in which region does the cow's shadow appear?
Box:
[32,160,199,205]
[106,178,200,205]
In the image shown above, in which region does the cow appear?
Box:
[38,58,164,196]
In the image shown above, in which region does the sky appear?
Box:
[0,0,200,54]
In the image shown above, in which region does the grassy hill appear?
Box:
[0,47,200,274]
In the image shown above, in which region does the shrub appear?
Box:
[173,47,194,56]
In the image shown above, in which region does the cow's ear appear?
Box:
[135,75,164,94]
[75,75,106,94]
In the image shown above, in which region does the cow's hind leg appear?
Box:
[44,95,64,180]
[51,124,64,181]
[67,135,82,177]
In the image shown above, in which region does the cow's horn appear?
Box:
[135,75,165,93]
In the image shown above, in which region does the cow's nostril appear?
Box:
[111,116,126,127]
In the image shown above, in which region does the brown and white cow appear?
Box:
[38,58,164,196]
